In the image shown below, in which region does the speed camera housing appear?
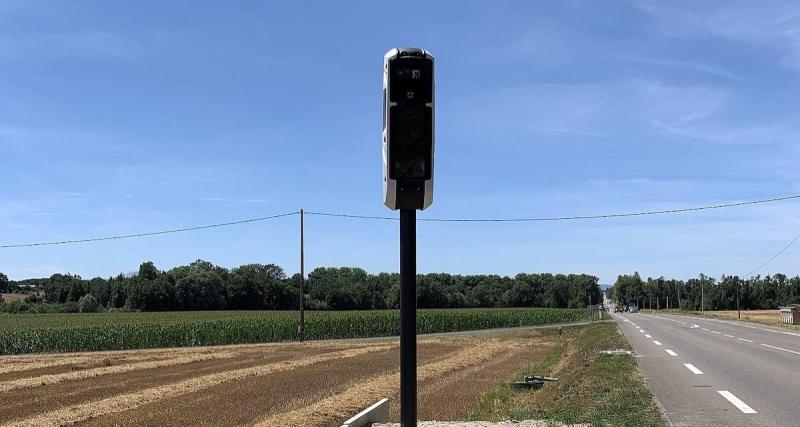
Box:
[383,48,435,210]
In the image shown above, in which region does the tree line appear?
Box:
[0,260,601,313]
[611,272,800,311]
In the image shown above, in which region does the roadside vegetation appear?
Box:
[611,272,800,311]
[661,309,800,332]
[472,322,666,426]
[0,308,587,355]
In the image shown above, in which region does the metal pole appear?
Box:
[701,281,704,316]
[299,209,305,342]
[400,209,417,426]
[737,277,741,319]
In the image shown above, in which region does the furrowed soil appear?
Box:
[0,329,567,427]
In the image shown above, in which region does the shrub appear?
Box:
[78,294,99,313]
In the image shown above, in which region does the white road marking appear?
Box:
[718,390,757,414]
[683,363,703,375]
[690,324,699,328]
[711,331,722,335]
[645,334,652,338]
[665,349,677,356]
[761,343,800,356]
[639,330,645,333]
[653,340,662,346]
[738,338,754,343]
[723,334,734,338]
[702,328,710,331]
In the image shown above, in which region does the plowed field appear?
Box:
[0,329,564,427]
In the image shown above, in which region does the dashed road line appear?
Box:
[723,334,734,338]
[702,328,710,331]
[761,343,800,356]
[711,331,722,335]
[645,334,652,338]
[652,340,662,346]
[665,349,677,356]
[683,363,703,375]
[718,390,757,414]
[738,338,754,343]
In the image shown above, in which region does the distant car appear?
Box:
[614,306,624,313]
[628,305,639,313]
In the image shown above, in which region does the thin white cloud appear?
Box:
[198,197,271,204]
[450,79,730,140]
[0,31,138,60]
[620,56,747,82]
[634,1,800,71]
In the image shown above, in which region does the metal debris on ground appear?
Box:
[511,374,559,389]
[600,349,633,356]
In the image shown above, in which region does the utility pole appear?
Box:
[737,277,741,319]
[299,209,305,342]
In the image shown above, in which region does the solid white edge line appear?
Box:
[718,390,757,414]
[665,349,677,356]
[683,363,703,374]
[652,340,662,346]
[761,343,800,355]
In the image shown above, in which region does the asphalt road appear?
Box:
[613,311,800,427]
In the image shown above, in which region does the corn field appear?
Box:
[0,308,587,355]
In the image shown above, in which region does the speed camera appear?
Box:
[383,48,435,210]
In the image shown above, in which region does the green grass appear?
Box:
[472,323,666,426]
[0,308,587,355]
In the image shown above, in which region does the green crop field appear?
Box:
[0,308,587,355]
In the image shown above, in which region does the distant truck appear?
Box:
[628,304,639,313]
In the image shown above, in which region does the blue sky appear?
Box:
[2,1,800,283]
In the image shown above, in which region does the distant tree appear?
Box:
[176,270,226,310]
[78,294,99,313]
[227,264,287,310]
[0,272,8,293]
[24,293,43,304]
[138,262,160,281]
[108,275,127,308]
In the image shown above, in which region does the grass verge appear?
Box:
[471,323,666,426]
[647,309,800,332]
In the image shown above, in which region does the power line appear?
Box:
[743,231,800,278]
[0,211,299,249]
[306,193,800,222]
[2,193,799,249]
